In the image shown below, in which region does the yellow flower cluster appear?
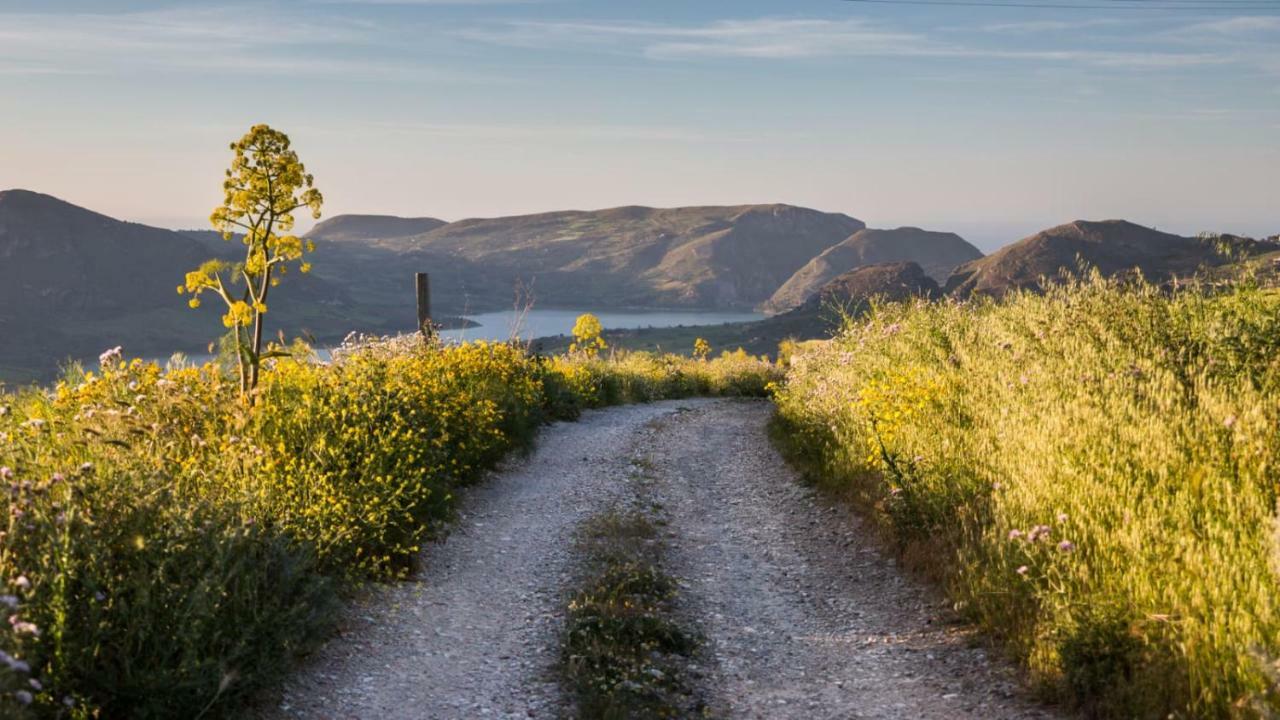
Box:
[0,336,777,717]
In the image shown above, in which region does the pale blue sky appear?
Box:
[1,0,1276,250]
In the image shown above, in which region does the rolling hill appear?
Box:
[0,190,402,382]
[357,204,868,311]
[569,219,1280,359]
[307,214,447,243]
[534,261,941,358]
[944,220,1275,297]
[764,227,979,312]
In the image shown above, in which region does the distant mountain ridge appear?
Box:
[340,203,869,311]
[307,214,447,243]
[8,188,1271,383]
[555,222,1280,359]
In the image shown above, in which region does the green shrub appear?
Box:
[774,277,1280,717]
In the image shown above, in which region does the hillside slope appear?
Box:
[944,220,1274,297]
[765,227,979,312]
[0,191,392,381]
[363,204,866,311]
[535,261,939,358]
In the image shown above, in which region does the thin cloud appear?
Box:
[1179,16,1280,35]
[0,5,452,79]
[977,19,1132,34]
[465,17,1228,69]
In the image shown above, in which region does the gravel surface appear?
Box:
[263,397,1064,719]
[647,399,1062,720]
[262,399,717,720]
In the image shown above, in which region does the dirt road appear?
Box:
[264,398,1059,719]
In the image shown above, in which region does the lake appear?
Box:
[141,309,763,367]
[438,308,763,343]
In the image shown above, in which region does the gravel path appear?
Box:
[263,399,717,720]
[263,397,1063,719]
[647,400,1060,719]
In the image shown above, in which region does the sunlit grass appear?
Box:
[774,275,1280,717]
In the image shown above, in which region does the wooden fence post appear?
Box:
[415,272,432,339]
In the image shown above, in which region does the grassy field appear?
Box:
[773,275,1280,717]
[0,338,778,718]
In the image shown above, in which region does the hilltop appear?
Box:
[944,219,1274,297]
[356,204,868,311]
[565,219,1278,358]
[307,214,447,243]
[764,227,978,312]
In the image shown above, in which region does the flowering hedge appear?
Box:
[0,340,778,718]
[773,277,1280,717]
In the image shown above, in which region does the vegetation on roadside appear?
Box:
[561,509,707,719]
[773,274,1280,717]
[179,124,324,398]
[0,335,777,718]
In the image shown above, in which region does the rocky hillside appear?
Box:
[800,261,940,312]
[371,204,866,310]
[536,261,941,358]
[765,227,979,312]
[944,220,1274,297]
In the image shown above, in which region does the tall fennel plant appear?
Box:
[180,124,323,399]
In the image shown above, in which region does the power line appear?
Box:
[841,0,1280,10]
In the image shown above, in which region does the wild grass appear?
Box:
[773,275,1280,718]
[561,510,704,719]
[0,339,776,718]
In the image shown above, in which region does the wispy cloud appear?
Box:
[0,5,453,79]
[1178,15,1280,36]
[976,18,1132,34]
[464,17,1229,69]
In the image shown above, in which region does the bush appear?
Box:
[774,277,1280,717]
[0,339,776,718]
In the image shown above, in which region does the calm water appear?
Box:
[438,308,763,343]
[141,309,763,367]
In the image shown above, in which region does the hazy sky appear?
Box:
[0,0,1276,250]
